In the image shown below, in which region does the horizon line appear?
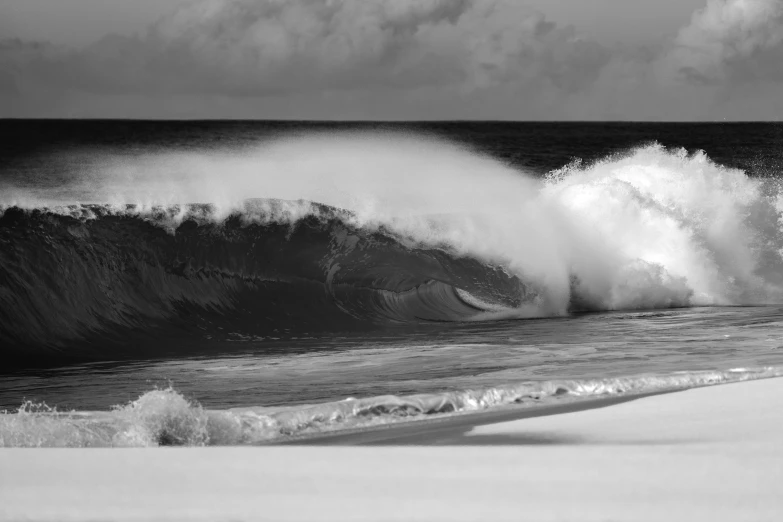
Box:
[1,117,779,124]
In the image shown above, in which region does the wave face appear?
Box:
[0,202,522,362]
[2,367,780,447]
[2,134,783,363]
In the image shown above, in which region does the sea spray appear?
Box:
[0,388,210,447]
[544,145,783,308]
[4,134,781,314]
[3,134,783,362]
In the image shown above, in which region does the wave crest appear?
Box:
[2,135,783,363]
[0,202,523,363]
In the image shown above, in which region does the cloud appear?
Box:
[0,39,70,116]
[2,0,783,119]
[146,0,608,95]
[663,0,783,84]
[0,38,60,72]
[5,0,610,98]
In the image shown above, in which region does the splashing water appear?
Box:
[544,146,783,310]
[2,367,782,447]
[3,134,782,320]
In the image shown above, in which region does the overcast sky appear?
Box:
[1,0,781,120]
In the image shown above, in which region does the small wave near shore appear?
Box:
[2,367,780,447]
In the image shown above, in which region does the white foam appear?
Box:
[2,367,782,447]
[2,134,782,314]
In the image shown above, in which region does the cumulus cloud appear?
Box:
[21,0,607,98]
[2,0,783,119]
[664,0,783,83]
[156,0,604,93]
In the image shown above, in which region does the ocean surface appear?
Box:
[1,120,783,447]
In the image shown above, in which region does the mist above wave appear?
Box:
[3,132,783,314]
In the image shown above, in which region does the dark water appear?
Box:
[1,120,782,446]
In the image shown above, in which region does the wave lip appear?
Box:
[3,135,783,365]
[2,367,780,447]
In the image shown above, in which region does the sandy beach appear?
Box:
[1,376,781,522]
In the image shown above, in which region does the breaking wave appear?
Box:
[2,134,783,364]
[0,201,523,364]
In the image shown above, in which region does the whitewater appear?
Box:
[1,121,783,446]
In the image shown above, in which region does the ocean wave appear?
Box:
[2,134,783,364]
[0,201,523,365]
[2,367,780,447]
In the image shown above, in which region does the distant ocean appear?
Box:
[1,120,783,447]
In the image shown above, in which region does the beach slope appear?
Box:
[1,377,782,521]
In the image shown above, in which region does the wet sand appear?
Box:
[1,377,781,521]
[281,392,658,445]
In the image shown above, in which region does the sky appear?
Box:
[0,0,782,120]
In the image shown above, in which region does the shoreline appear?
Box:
[1,377,781,521]
[279,390,669,445]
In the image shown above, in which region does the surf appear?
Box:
[1,133,782,365]
[2,367,780,447]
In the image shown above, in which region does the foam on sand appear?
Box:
[1,377,781,522]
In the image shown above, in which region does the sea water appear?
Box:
[1,121,783,446]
